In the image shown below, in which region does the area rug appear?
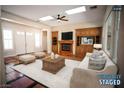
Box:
[12,59,80,88]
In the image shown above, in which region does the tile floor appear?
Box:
[6,63,46,88]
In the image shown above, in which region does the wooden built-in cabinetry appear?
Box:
[76,27,102,59]
[76,44,93,58]
[52,31,58,53]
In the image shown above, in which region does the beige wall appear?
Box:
[52,21,102,31]
[0,6,6,86]
[42,31,47,51]
[117,6,124,87]
[47,29,52,53]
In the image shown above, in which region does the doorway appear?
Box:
[42,31,47,52]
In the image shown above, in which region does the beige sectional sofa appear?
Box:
[70,52,118,88]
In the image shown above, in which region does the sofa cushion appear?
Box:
[78,53,90,69]
[78,51,116,71]
[88,56,106,70]
[88,51,106,70]
[91,50,103,58]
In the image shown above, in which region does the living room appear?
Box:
[0,5,124,88]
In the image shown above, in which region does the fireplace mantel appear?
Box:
[59,40,73,56]
[59,40,73,44]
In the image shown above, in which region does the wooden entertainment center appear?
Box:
[75,27,102,59]
[52,27,102,59]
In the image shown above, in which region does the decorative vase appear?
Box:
[51,52,55,59]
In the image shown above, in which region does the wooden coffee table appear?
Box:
[42,57,65,74]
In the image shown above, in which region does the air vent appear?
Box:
[90,6,97,10]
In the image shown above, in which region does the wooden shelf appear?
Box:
[59,40,73,44]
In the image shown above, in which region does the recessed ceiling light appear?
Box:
[39,16,54,21]
[65,6,86,15]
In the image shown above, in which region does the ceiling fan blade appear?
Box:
[61,19,68,21]
[60,16,66,19]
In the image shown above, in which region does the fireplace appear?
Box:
[62,44,71,51]
[59,40,73,56]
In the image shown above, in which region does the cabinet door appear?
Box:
[52,45,58,53]
[82,45,93,56]
[76,45,93,58]
[76,46,84,58]
[76,47,80,56]
[52,31,58,53]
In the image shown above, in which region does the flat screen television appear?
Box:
[62,32,73,40]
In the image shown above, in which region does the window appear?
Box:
[17,31,25,35]
[105,8,120,63]
[26,32,33,36]
[3,30,13,49]
[35,33,40,47]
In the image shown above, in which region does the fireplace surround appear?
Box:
[62,44,71,51]
[59,40,73,56]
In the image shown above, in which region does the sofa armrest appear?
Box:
[70,68,101,88]
[70,66,117,88]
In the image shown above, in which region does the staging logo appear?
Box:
[97,74,121,86]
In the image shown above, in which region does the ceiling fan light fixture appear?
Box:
[39,16,54,21]
[65,6,86,15]
[57,19,61,22]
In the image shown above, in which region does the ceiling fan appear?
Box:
[56,14,68,22]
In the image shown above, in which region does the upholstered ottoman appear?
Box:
[34,52,46,59]
[19,54,36,64]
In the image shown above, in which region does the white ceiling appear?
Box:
[2,5,106,27]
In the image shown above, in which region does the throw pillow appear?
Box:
[88,53,106,70]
